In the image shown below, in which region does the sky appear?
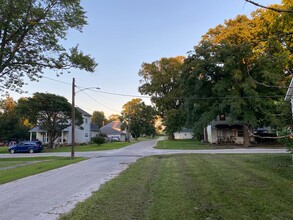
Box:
[6,0,281,117]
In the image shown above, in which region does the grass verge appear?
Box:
[0,142,133,154]
[0,147,8,154]
[155,139,210,150]
[0,156,85,184]
[60,154,293,220]
[44,142,132,152]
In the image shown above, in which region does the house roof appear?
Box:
[76,107,91,117]
[29,125,46,132]
[174,128,193,133]
[285,78,293,101]
[100,121,125,135]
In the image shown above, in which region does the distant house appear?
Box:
[29,107,94,145]
[100,121,126,141]
[204,114,254,145]
[174,128,193,140]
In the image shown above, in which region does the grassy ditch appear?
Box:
[60,154,293,220]
[0,156,85,184]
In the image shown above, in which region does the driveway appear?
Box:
[0,139,287,220]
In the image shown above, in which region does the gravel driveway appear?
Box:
[0,138,287,220]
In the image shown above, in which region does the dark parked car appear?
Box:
[8,141,43,154]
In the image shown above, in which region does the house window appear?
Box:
[85,133,88,138]
[85,119,88,124]
[219,114,226,121]
[238,129,243,137]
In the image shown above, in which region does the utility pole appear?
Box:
[71,77,75,159]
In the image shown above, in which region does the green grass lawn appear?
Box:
[60,154,293,220]
[0,156,85,184]
[155,139,211,150]
[156,139,285,150]
[44,142,132,153]
[0,147,8,154]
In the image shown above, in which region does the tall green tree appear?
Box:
[17,93,83,148]
[122,98,156,140]
[0,96,29,141]
[139,56,185,116]
[138,56,186,137]
[91,111,107,127]
[0,0,97,92]
[181,1,292,146]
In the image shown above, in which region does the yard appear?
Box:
[60,154,293,220]
[0,156,85,184]
[155,139,210,150]
[155,139,284,150]
[44,141,132,152]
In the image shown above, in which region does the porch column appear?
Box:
[45,132,48,144]
[61,131,64,144]
[30,132,32,141]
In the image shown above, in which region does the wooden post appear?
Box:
[71,78,75,159]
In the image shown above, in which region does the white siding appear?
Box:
[174,132,193,140]
[72,115,91,144]
[207,125,213,143]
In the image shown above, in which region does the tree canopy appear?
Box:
[181,0,292,143]
[138,56,186,137]
[139,56,185,116]
[121,98,156,139]
[0,96,29,142]
[137,1,292,144]
[17,92,83,148]
[91,111,107,128]
[0,0,97,92]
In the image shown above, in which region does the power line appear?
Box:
[94,90,150,99]
[37,76,289,100]
[42,76,72,86]
[42,76,150,99]
[80,90,121,113]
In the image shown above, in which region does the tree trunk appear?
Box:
[48,135,54,148]
[243,125,252,148]
[168,133,175,140]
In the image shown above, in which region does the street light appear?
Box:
[71,77,100,159]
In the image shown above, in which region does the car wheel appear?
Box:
[10,149,15,154]
[29,149,34,154]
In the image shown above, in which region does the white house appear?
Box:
[29,107,93,145]
[174,128,193,140]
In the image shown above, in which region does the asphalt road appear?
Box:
[0,139,287,220]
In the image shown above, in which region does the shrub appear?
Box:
[92,136,105,146]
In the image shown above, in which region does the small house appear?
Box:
[174,128,193,140]
[100,121,126,141]
[204,114,254,145]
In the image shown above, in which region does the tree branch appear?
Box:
[244,124,290,139]
[244,0,293,13]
